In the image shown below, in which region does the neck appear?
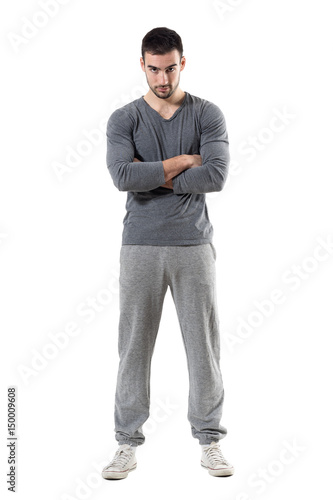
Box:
[145,87,186,110]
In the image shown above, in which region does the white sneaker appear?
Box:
[201,441,234,476]
[102,444,137,479]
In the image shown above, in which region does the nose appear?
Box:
[159,72,169,86]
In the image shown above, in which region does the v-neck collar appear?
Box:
[141,92,188,122]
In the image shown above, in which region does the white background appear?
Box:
[1,0,332,499]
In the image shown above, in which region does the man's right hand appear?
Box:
[162,154,202,183]
[187,154,202,168]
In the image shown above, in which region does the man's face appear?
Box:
[140,50,186,100]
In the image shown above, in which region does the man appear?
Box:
[102,27,234,479]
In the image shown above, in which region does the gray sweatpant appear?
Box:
[114,243,227,446]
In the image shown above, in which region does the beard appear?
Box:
[146,75,180,100]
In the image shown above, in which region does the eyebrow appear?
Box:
[147,63,178,70]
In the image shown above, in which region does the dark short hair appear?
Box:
[141,27,183,62]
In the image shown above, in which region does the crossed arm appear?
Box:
[106,103,229,194]
[133,154,202,189]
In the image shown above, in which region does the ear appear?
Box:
[140,57,145,72]
[180,56,186,72]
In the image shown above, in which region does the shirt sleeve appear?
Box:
[172,102,230,194]
[106,107,166,192]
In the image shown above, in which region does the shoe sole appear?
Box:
[102,463,137,480]
[201,462,234,477]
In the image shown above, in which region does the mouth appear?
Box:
[157,87,169,92]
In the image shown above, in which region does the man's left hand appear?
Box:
[133,158,173,189]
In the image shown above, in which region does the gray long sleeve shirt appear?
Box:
[106,91,229,245]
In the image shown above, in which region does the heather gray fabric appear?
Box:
[114,244,227,446]
[106,92,229,245]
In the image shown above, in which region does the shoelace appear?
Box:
[204,442,229,466]
[105,447,133,470]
